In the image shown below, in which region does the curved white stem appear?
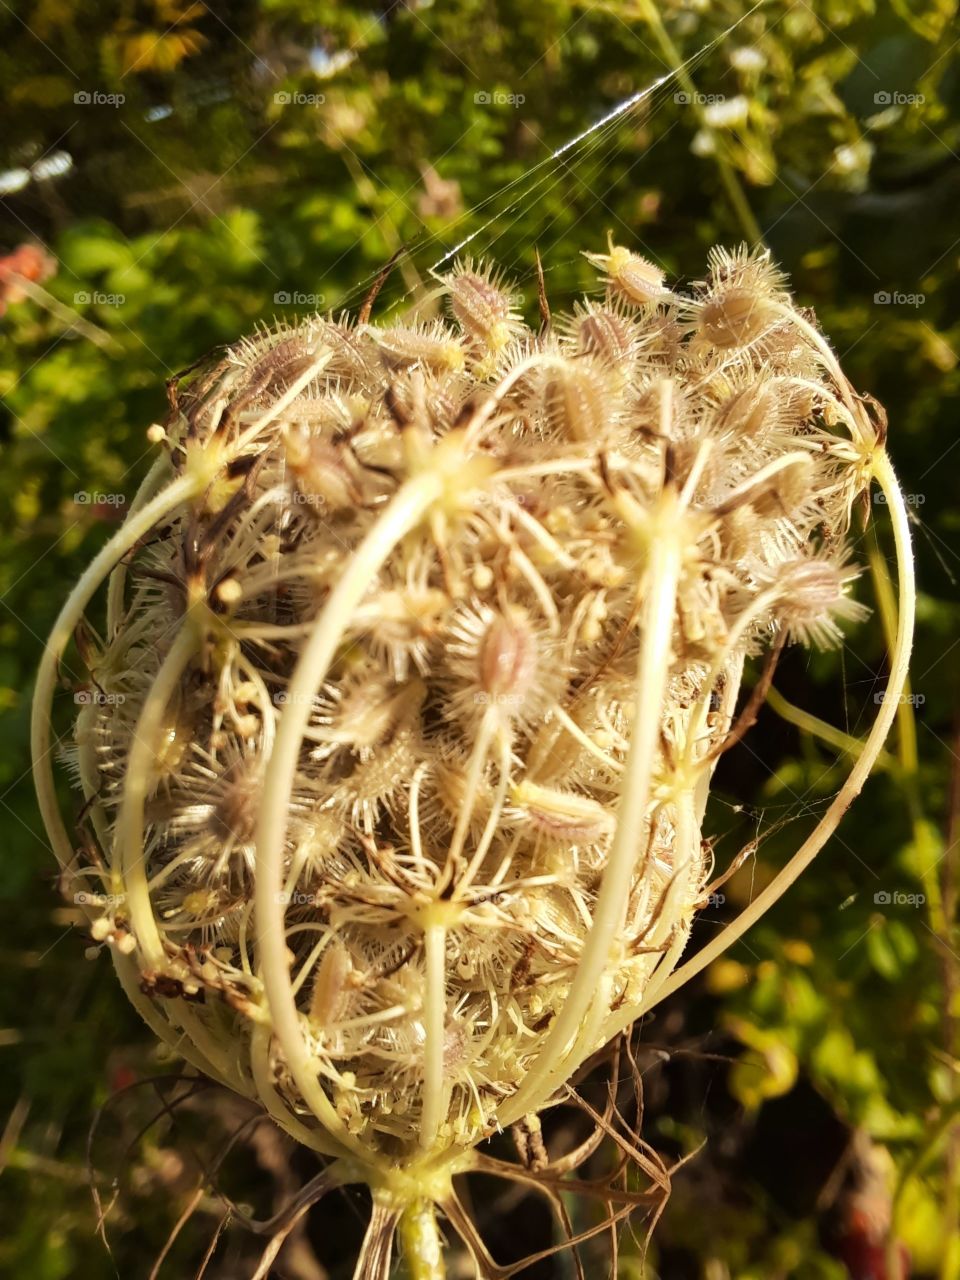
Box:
[116,620,198,968]
[29,464,266,1091]
[456,730,513,896]
[551,705,623,772]
[444,707,497,881]
[32,472,201,885]
[249,1022,351,1158]
[497,508,683,1127]
[112,613,257,1095]
[254,473,444,1156]
[236,351,333,450]
[681,584,781,766]
[106,453,172,636]
[606,448,914,1032]
[111,949,240,1091]
[420,923,448,1151]
[772,303,862,428]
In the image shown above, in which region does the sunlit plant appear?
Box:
[32,241,914,1278]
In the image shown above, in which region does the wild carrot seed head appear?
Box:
[61,240,874,1168]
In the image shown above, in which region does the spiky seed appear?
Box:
[584,236,667,306]
[699,287,776,348]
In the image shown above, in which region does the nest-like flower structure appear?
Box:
[55,243,882,1189]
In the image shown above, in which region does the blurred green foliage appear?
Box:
[1,1,959,1276]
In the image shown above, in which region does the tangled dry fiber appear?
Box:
[33,242,913,1278]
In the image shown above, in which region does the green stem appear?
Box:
[11,274,120,351]
[765,685,895,769]
[399,1199,445,1280]
[867,533,919,777]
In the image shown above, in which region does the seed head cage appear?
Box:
[33,241,913,1275]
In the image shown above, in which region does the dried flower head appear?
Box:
[34,238,911,1277]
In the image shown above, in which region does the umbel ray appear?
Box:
[32,236,914,1277]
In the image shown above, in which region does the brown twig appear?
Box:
[358,246,407,326]
[708,629,787,761]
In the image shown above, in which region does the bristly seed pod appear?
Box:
[477,606,538,709]
[445,259,522,364]
[34,235,904,1280]
[767,554,869,649]
[584,234,668,306]
[536,356,614,444]
[369,321,466,373]
[309,940,355,1026]
[509,779,615,844]
[564,301,639,370]
[698,286,776,349]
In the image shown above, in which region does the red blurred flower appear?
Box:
[0,242,57,315]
